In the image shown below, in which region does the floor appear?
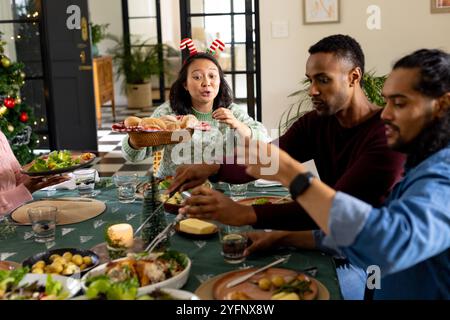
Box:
[93,104,156,177]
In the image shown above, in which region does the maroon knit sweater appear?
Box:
[214,110,406,230]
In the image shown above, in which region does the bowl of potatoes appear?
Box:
[22,248,100,277]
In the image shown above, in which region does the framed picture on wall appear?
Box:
[431,0,450,13]
[303,0,340,24]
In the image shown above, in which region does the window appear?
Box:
[0,0,49,149]
[122,0,165,103]
[180,0,261,120]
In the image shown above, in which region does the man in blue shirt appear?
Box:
[187,49,450,299]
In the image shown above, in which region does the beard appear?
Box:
[403,111,450,169]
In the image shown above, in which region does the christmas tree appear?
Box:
[0,31,37,165]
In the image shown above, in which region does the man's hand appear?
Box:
[167,164,220,194]
[243,231,286,256]
[239,138,305,187]
[23,175,70,194]
[179,186,257,226]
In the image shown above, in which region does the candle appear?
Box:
[107,223,134,248]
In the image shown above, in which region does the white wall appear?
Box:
[260,0,450,131]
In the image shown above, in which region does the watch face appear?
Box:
[289,172,313,198]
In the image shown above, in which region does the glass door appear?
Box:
[122,0,165,103]
[180,0,261,120]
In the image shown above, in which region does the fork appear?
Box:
[144,213,185,252]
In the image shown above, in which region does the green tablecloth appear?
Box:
[1,180,342,299]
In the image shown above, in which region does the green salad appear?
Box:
[28,150,81,172]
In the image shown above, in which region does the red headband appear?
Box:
[180,38,225,57]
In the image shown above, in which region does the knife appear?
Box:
[226,257,287,288]
[34,198,93,202]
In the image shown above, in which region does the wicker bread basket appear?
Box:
[128,128,194,148]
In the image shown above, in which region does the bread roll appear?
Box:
[160,115,180,131]
[180,114,199,129]
[124,116,142,127]
[139,117,167,130]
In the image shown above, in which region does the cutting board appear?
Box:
[11,198,106,225]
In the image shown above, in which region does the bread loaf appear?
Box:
[180,114,199,129]
[124,116,142,127]
[139,117,167,130]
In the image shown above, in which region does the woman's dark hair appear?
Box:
[169,53,233,115]
[308,34,365,86]
[394,49,450,169]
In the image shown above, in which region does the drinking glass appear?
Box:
[113,173,139,203]
[73,168,97,197]
[219,225,251,264]
[228,183,248,200]
[28,206,57,243]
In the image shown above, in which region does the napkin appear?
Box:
[40,171,100,191]
[253,159,320,188]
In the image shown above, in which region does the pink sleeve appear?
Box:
[0,183,32,215]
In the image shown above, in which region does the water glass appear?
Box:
[113,173,139,203]
[28,206,57,243]
[219,225,251,264]
[74,168,97,197]
[228,183,248,200]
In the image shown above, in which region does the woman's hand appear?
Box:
[23,175,70,194]
[212,107,252,137]
[179,186,257,226]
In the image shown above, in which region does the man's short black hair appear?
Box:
[309,34,365,80]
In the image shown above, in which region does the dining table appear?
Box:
[1,178,342,299]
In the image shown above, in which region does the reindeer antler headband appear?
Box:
[180,38,225,57]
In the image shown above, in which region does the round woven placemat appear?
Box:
[11,198,106,226]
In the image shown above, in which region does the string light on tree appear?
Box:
[7,124,14,132]
[0,106,7,117]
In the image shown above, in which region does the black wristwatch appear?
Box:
[289,171,315,199]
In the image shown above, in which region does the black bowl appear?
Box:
[22,248,100,276]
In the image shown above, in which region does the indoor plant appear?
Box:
[107,35,165,108]
[90,23,109,57]
[278,71,387,134]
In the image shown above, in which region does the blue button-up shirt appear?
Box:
[323,144,450,299]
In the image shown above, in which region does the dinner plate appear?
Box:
[195,268,330,300]
[22,248,100,276]
[81,252,191,294]
[72,288,200,300]
[237,196,291,206]
[0,260,21,271]
[21,152,96,176]
[174,221,218,240]
[17,273,81,299]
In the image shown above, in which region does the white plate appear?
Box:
[72,288,200,300]
[19,274,81,299]
[80,254,191,295]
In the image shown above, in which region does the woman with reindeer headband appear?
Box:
[122,38,269,178]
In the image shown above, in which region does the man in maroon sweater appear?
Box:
[172,34,405,231]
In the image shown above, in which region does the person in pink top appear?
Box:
[0,131,67,215]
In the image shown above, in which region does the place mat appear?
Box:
[195,269,329,300]
[90,238,145,264]
[11,198,106,226]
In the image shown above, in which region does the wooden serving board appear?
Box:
[11,198,106,226]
